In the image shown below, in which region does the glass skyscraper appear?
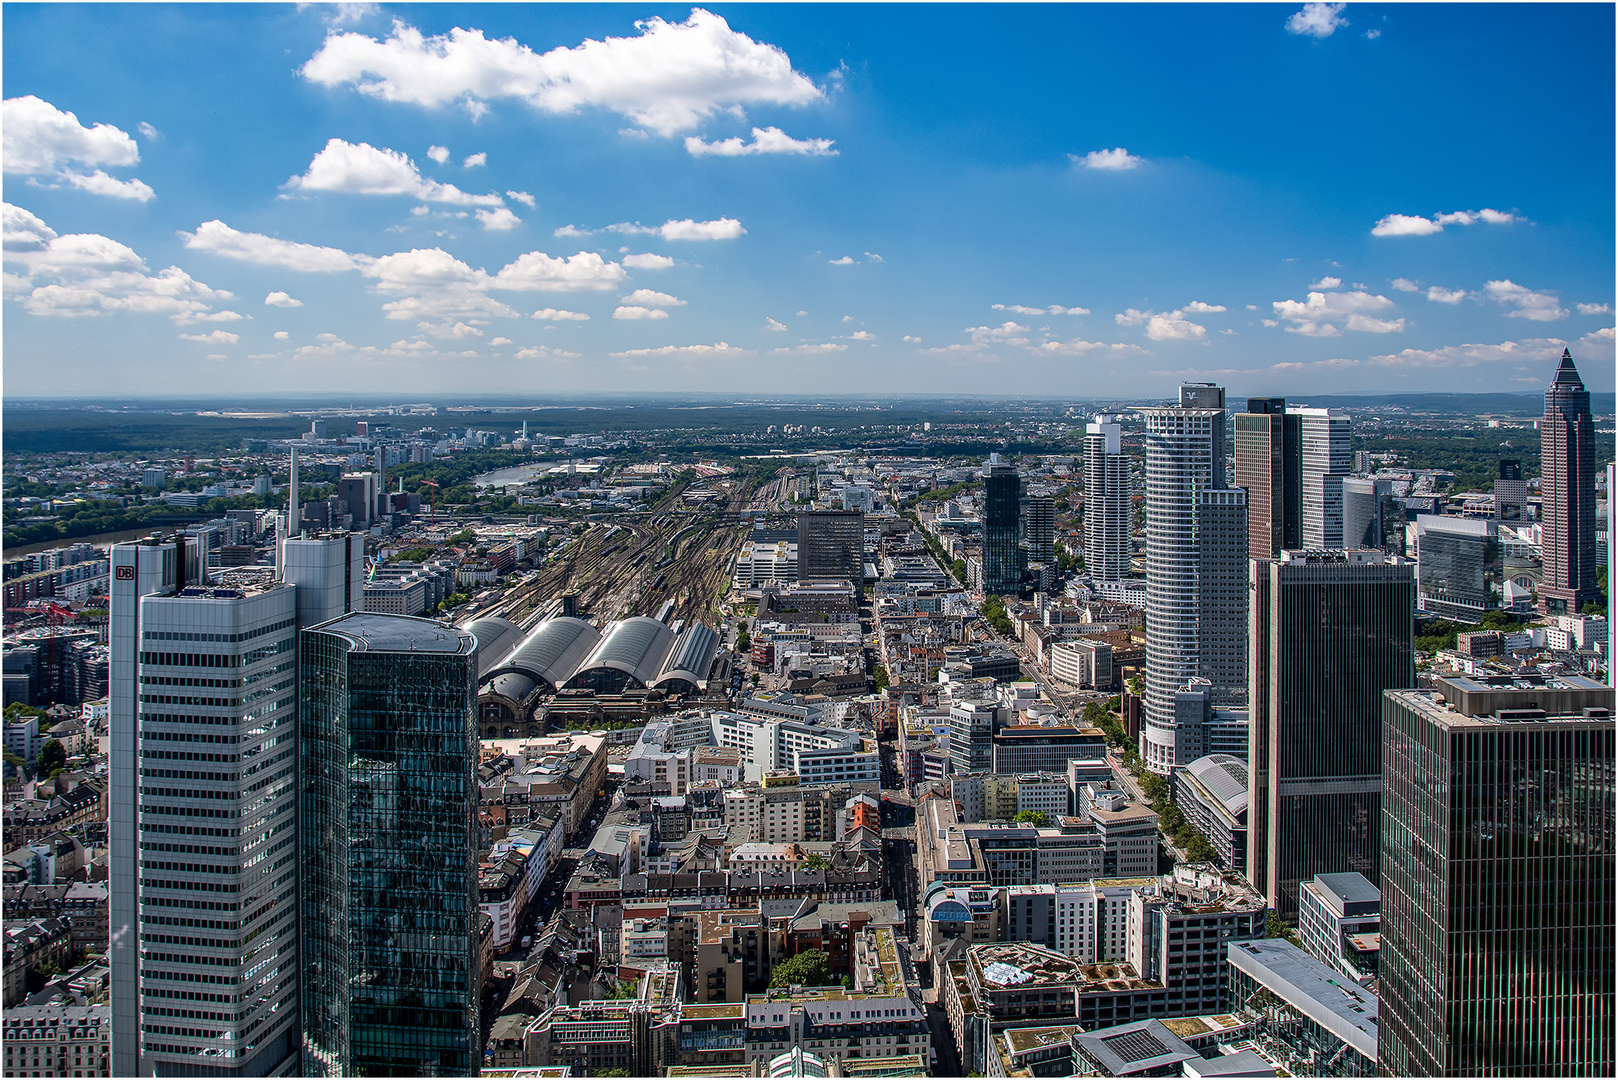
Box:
[981,453,1024,594]
[795,509,865,585]
[1083,415,1133,582]
[1540,348,1600,614]
[1233,398,1301,561]
[300,613,481,1077]
[1380,674,1614,1076]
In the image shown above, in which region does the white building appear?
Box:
[734,539,799,588]
[1292,407,1354,549]
[1084,415,1134,582]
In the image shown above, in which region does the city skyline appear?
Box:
[3,3,1614,398]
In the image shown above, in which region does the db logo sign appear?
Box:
[115,566,135,580]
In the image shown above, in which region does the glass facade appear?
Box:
[1234,401,1302,561]
[1380,682,1615,1076]
[1416,517,1502,623]
[982,458,1025,594]
[300,613,481,1077]
[796,511,865,584]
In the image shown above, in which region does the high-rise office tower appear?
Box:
[1021,492,1055,569]
[1540,348,1600,614]
[795,510,864,585]
[1342,477,1393,551]
[337,471,376,532]
[1249,550,1414,920]
[1139,384,1242,774]
[300,613,482,1077]
[109,537,304,1076]
[981,453,1025,594]
[1083,415,1133,581]
[1494,458,1527,522]
[1380,674,1615,1076]
[1292,407,1353,549]
[1233,398,1301,560]
[1195,488,1248,698]
[282,531,366,628]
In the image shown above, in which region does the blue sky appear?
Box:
[4,2,1613,399]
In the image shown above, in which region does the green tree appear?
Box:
[769,949,831,988]
[1011,810,1051,828]
[1183,832,1218,864]
[872,666,890,692]
[37,739,66,776]
[801,851,832,872]
[1266,911,1302,947]
[596,1069,629,1077]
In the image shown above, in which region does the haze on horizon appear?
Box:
[2,2,1613,399]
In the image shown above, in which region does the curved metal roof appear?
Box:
[483,616,602,693]
[653,623,719,689]
[1183,753,1249,819]
[571,616,676,689]
[466,616,524,677]
[484,670,541,704]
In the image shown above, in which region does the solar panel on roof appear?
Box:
[1101,1028,1172,1064]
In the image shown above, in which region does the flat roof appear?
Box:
[1312,871,1379,908]
[1226,938,1378,1060]
[310,612,474,654]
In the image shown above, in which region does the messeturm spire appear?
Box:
[1540,348,1599,613]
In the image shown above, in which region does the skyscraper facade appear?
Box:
[1380,674,1615,1076]
[1083,416,1133,582]
[1021,492,1055,570]
[1292,407,1353,549]
[981,454,1025,594]
[1138,384,1237,774]
[1540,349,1600,614]
[282,531,366,629]
[300,613,482,1077]
[795,510,865,585]
[1249,550,1414,920]
[1195,488,1248,699]
[1233,398,1301,561]
[1342,477,1392,551]
[109,537,303,1076]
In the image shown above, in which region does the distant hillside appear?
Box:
[1292,392,1616,416]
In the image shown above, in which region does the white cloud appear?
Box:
[3,96,154,201]
[659,217,743,240]
[1485,279,1566,321]
[903,334,919,343]
[417,320,483,339]
[1373,208,1526,236]
[621,288,685,307]
[1076,147,1141,170]
[685,126,836,156]
[1271,289,1401,336]
[622,252,674,269]
[1344,314,1406,333]
[1182,300,1226,312]
[1577,302,1612,316]
[476,207,522,231]
[1030,339,1149,357]
[840,315,855,323]
[967,321,1030,346]
[1367,337,1573,369]
[287,139,505,206]
[1391,277,1419,292]
[553,224,591,238]
[532,307,590,321]
[1426,286,1467,304]
[463,151,487,168]
[265,291,303,307]
[1287,3,1347,38]
[610,341,753,358]
[182,220,367,272]
[828,256,855,265]
[846,330,874,341]
[137,121,159,140]
[1116,304,1212,341]
[865,252,883,263]
[426,144,450,164]
[506,190,535,208]
[774,342,847,354]
[765,317,787,331]
[491,250,627,291]
[614,305,668,320]
[1365,29,1382,40]
[515,345,582,360]
[1049,305,1090,315]
[1309,277,1341,290]
[993,304,1046,316]
[65,171,156,201]
[301,10,824,136]
[489,336,512,346]
[274,331,290,340]
[179,329,240,345]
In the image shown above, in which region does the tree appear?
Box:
[872,666,890,692]
[801,851,832,872]
[1266,911,1302,947]
[37,739,66,776]
[769,949,831,988]
[1184,832,1218,864]
[1011,810,1050,828]
[596,1069,630,1077]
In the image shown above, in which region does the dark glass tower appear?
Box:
[300,613,481,1077]
[1248,551,1414,920]
[1540,349,1600,614]
[981,454,1025,594]
[1380,674,1615,1076]
[1233,398,1302,561]
[796,509,865,584]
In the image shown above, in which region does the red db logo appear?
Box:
[115,566,135,580]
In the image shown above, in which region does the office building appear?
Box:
[300,612,482,1077]
[1195,487,1247,697]
[1138,384,1242,773]
[1226,938,1379,1077]
[1174,754,1249,872]
[108,537,303,1077]
[982,454,1025,593]
[337,471,376,531]
[1296,872,1380,986]
[1021,492,1055,569]
[795,510,864,586]
[1540,348,1601,613]
[1380,673,1614,1076]
[1494,458,1527,522]
[281,531,366,628]
[1084,415,1133,582]
[1341,477,1392,551]
[1233,398,1301,560]
[1415,514,1502,622]
[1293,407,1353,549]
[1249,550,1414,919]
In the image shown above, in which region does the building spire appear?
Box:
[1552,347,1583,387]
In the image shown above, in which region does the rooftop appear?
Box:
[1226,938,1379,1059]
[311,611,474,654]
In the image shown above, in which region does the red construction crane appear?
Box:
[420,480,440,519]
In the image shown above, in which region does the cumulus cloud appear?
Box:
[476,207,522,231]
[1391,277,1419,292]
[1485,279,1566,321]
[516,345,582,360]
[622,252,674,269]
[301,10,824,136]
[532,307,590,321]
[903,334,920,343]
[1075,147,1141,170]
[1182,300,1226,313]
[993,304,1046,316]
[178,329,240,345]
[489,250,628,291]
[1577,302,1612,316]
[614,305,669,319]
[183,220,368,272]
[865,252,883,264]
[621,288,685,307]
[287,138,505,205]
[1271,289,1403,336]
[265,291,303,307]
[828,256,855,265]
[846,330,874,341]
[3,96,154,201]
[1426,285,1467,304]
[774,342,846,354]
[506,189,535,207]
[426,144,450,164]
[416,320,483,339]
[1367,337,1575,369]
[462,151,486,167]
[610,341,753,358]
[1030,339,1149,357]
[274,330,290,340]
[1286,3,1347,38]
[1309,277,1341,290]
[765,317,787,331]
[1116,303,1217,341]
[685,126,836,156]
[1372,208,1526,236]
[489,336,512,346]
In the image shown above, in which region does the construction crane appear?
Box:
[420,480,440,519]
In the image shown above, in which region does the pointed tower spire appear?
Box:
[1553,347,1583,386]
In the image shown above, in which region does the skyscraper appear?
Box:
[1540,348,1600,614]
[1233,398,1301,560]
[1195,487,1247,697]
[282,531,366,628]
[1249,550,1414,920]
[1021,491,1055,569]
[795,510,865,585]
[300,613,482,1077]
[1138,384,1243,774]
[1084,415,1133,582]
[1380,674,1615,1076]
[1494,458,1527,522]
[1292,407,1353,549]
[981,453,1025,594]
[109,537,303,1076]
[1342,477,1392,551]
